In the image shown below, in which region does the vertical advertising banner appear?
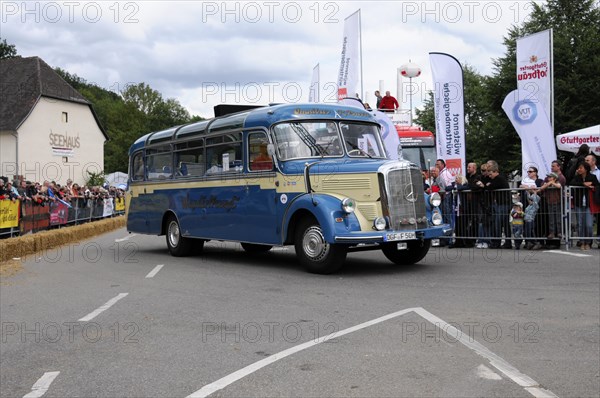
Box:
[516,29,553,129]
[308,63,320,103]
[516,29,553,172]
[429,52,466,176]
[336,10,360,101]
[502,89,557,177]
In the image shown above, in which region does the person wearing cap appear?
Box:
[510,201,525,250]
[540,171,563,240]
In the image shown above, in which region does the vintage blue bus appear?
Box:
[126,103,448,273]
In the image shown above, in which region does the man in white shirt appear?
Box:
[435,159,456,245]
[435,159,456,190]
[585,154,600,179]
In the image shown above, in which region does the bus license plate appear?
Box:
[384,232,416,242]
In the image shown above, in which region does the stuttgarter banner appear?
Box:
[516,29,553,172]
[556,125,600,154]
[502,89,557,177]
[429,52,466,176]
[516,29,552,127]
[336,10,360,101]
[308,63,320,103]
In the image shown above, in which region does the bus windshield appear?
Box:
[273,121,385,160]
[402,146,437,171]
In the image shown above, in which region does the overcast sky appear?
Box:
[3,1,541,118]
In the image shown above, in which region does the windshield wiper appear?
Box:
[290,124,326,157]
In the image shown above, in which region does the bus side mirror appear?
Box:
[397,145,403,159]
[267,144,276,157]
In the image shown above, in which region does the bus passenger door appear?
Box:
[240,132,280,244]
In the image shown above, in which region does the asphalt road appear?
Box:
[1,228,599,398]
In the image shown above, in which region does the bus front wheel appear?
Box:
[295,220,346,274]
[382,239,431,265]
[166,216,194,257]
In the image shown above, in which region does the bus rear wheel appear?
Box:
[241,243,272,253]
[295,220,346,274]
[382,239,431,265]
[166,216,194,257]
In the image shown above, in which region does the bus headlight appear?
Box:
[341,198,355,213]
[373,217,387,231]
[432,211,443,226]
[430,192,442,207]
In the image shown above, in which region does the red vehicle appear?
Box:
[396,126,436,172]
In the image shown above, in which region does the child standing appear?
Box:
[524,192,541,249]
[511,202,525,250]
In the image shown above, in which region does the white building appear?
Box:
[0,56,108,185]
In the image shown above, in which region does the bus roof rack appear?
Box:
[213,104,266,117]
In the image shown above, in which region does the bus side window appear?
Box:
[132,152,144,181]
[248,132,273,171]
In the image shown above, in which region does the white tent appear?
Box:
[556,125,600,154]
[105,172,128,189]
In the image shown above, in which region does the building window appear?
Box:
[62,112,68,123]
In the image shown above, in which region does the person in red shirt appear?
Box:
[379,91,399,112]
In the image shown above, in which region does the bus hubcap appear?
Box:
[168,221,180,247]
[303,226,329,261]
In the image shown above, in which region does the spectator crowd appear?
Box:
[424,144,600,251]
[0,177,125,205]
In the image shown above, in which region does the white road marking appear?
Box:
[23,371,59,398]
[543,250,591,258]
[115,234,137,242]
[145,264,164,278]
[187,307,558,398]
[78,293,129,322]
[526,387,561,398]
[412,308,558,398]
[186,308,414,398]
[476,364,502,380]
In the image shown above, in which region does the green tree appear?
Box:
[0,38,17,59]
[121,82,163,115]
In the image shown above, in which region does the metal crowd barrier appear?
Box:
[0,196,126,239]
[446,186,598,249]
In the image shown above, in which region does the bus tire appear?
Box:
[295,219,346,274]
[382,239,431,265]
[241,243,272,253]
[166,216,193,257]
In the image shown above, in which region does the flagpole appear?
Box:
[549,28,554,136]
[358,9,363,100]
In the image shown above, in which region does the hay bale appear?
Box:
[1,216,126,263]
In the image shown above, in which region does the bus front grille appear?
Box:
[380,168,428,231]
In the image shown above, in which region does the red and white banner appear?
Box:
[516,29,554,172]
[429,52,466,176]
[308,63,320,103]
[516,29,553,128]
[556,125,600,154]
[336,10,360,101]
[502,90,557,177]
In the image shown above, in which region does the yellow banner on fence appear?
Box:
[115,197,125,212]
[0,200,20,228]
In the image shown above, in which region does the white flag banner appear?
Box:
[308,63,320,103]
[516,29,553,129]
[429,52,466,176]
[502,89,557,177]
[339,97,400,160]
[336,10,360,101]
